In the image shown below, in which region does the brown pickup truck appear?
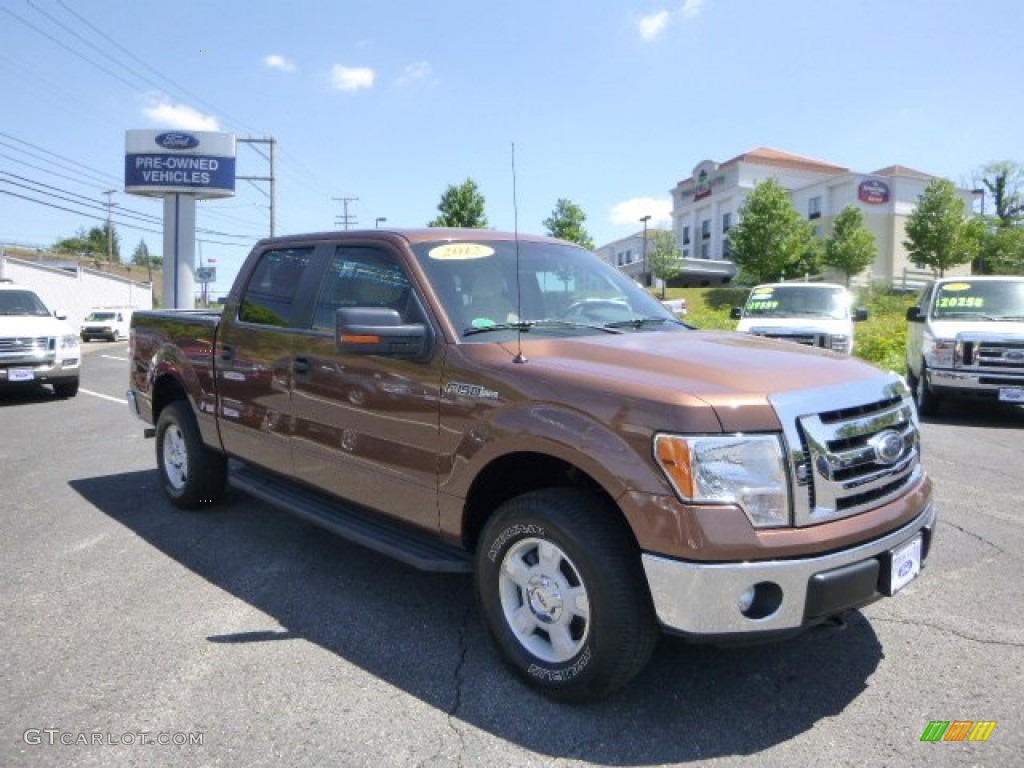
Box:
[128,229,935,701]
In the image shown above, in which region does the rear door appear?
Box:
[216,244,322,474]
[289,241,443,531]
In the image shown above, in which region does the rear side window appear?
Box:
[238,247,314,327]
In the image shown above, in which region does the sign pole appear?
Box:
[163,193,196,309]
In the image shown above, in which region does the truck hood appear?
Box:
[0,315,75,337]
[927,319,1024,339]
[479,329,891,433]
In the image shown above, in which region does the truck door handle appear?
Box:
[220,344,234,361]
[293,357,310,375]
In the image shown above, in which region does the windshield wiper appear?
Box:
[604,316,672,329]
[463,319,623,337]
[937,312,999,320]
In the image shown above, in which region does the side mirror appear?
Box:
[336,307,429,358]
[853,307,869,322]
[905,306,923,322]
[53,309,68,320]
[730,306,742,320]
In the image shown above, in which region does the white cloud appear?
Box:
[331,65,375,91]
[142,97,219,130]
[681,0,706,18]
[637,1,706,41]
[396,61,431,87]
[264,54,296,73]
[609,197,673,229]
[638,11,670,41]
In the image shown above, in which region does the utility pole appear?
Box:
[333,196,359,230]
[103,189,118,263]
[640,214,651,286]
[237,136,277,236]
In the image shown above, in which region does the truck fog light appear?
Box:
[739,582,783,620]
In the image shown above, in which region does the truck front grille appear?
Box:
[959,337,1024,373]
[0,336,53,361]
[771,376,921,527]
[750,328,828,348]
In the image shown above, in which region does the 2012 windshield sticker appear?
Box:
[429,243,495,260]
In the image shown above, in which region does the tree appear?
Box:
[51,225,121,263]
[727,178,820,283]
[428,179,489,228]
[981,226,1024,274]
[971,160,1024,228]
[824,205,877,286]
[543,198,594,249]
[904,178,982,277]
[647,231,682,298]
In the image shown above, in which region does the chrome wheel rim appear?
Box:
[498,537,590,663]
[162,425,188,490]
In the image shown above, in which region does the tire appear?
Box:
[475,488,658,702]
[53,379,79,398]
[155,400,227,509]
[911,361,941,417]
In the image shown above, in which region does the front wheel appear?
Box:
[911,362,941,417]
[155,401,227,509]
[476,488,658,702]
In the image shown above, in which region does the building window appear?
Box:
[723,239,732,257]
[700,243,709,259]
[701,219,710,239]
[625,248,632,263]
[809,196,822,219]
[722,212,732,232]
[682,225,691,245]
[682,249,689,259]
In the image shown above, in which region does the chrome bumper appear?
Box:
[929,368,1024,392]
[642,504,936,636]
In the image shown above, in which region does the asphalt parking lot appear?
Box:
[2,342,1022,767]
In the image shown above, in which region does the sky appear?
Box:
[1,0,1022,296]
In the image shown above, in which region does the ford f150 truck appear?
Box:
[730,282,868,354]
[906,275,1024,416]
[128,229,935,701]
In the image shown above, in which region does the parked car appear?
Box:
[0,284,80,397]
[81,307,132,342]
[905,275,1024,416]
[731,282,867,354]
[128,229,933,701]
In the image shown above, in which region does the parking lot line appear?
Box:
[80,388,127,405]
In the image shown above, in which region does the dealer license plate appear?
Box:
[998,387,1024,403]
[7,368,33,382]
[889,536,922,594]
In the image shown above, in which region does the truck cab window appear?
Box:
[238,247,314,327]
[311,247,414,331]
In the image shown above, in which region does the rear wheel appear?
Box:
[476,488,658,702]
[155,401,227,509]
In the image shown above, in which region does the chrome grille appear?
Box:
[0,336,53,359]
[958,334,1024,373]
[749,327,828,348]
[771,376,921,527]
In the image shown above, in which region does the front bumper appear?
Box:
[642,503,936,638]
[0,358,80,384]
[929,367,1024,397]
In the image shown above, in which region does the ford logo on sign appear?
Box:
[156,132,199,150]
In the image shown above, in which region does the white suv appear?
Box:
[0,284,81,398]
[905,276,1024,416]
[80,308,131,342]
[731,282,867,354]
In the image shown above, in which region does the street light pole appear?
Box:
[375,217,387,229]
[972,188,986,274]
[640,215,651,286]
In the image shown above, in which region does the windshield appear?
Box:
[409,238,684,341]
[86,312,117,321]
[742,285,850,319]
[932,279,1024,320]
[0,290,52,317]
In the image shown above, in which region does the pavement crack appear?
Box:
[938,519,1011,557]
[873,617,1024,648]
[444,601,472,767]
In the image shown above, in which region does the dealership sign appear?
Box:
[124,130,236,197]
[858,179,890,204]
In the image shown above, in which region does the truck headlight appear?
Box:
[925,337,955,368]
[654,434,790,528]
[60,334,79,349]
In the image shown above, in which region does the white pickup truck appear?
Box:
[731,282,868,354]
[905,275,1024,416]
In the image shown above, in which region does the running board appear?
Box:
[230,464,473,573]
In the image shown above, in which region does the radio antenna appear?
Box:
[511,141,527,364]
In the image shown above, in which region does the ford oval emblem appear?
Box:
[156,131,199,150]
[898,560,913,578]
[868,429,905,465]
